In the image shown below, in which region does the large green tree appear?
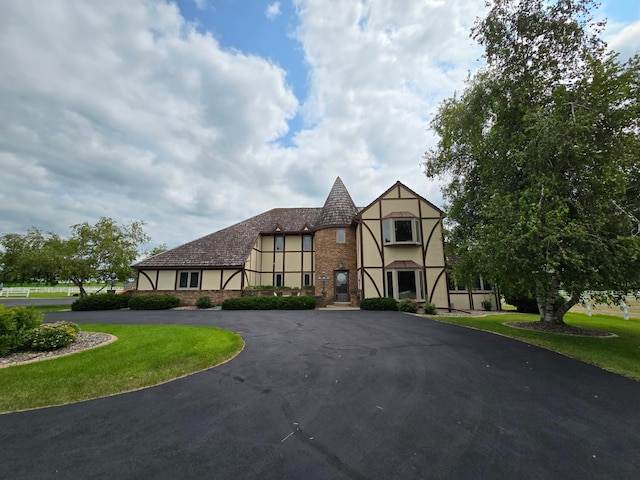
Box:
[424,0,640,324]
[0,218,149,296]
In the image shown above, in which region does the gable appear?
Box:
[357,181,443,221]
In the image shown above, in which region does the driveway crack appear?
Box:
[280,400,368,480]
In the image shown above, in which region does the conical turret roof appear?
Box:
[314,177,359,229]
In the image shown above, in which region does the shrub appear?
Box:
[0,306,43,355]
[482,298,493,311]
[128,294,180,310]
[0,307,17,356]
[221,295,316,310]
[284,295,316,310]
[360,297,398,311]
[504,293,539,314]
[29,322,79,351]
[423,302,437,315]
[72,294,130,311]
[398,299,418,313]
[196,296,212,309]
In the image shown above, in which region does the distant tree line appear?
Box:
[0,217,150,296]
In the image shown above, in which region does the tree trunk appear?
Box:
[536,278,577,325]
[71,277,87,297]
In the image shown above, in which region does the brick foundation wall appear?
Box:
[314,226,359,306]
[130,289,242,306]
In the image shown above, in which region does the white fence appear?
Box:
[0,286,124,297]
[573,294,640,320]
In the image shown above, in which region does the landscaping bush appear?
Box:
[285,295,316,310]
[0,306,43,355]
[196,296,212,309]
[398,299,419,313]
[29,321,79,351]
[504,293,539,314]
[221,295,316,310]
[423,302,437,315]
[71,294,130,311]
[128,294,181,310]
[360,297,398,311]
[482,298,493,311]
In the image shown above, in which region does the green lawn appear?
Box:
[0,324,244,413]
[25,305,71,313]
[430,312,640,381]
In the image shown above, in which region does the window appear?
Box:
[385,269,424,301]
[474,276,492,291]
[303,273,312,286]
[275,235,284,251]
[382,218,421,245]
[178,271,200,289]
[303,235,312,251]
[336,229,346,243]
[274,273,283,287]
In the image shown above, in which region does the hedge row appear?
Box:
[221,295,316,310]
[128,295,181,310]
[71,293,180,311]
[71,294,130,311]
[360,297,399,311]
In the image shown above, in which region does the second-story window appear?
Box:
[303,235,312,251]
[383,218,421,245]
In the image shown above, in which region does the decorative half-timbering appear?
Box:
[132,177,500,310]
[355,182,449,307]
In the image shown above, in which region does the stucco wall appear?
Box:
[245,233,314,288]
[356,183,449,307]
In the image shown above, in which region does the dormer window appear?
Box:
[382,214,421,245]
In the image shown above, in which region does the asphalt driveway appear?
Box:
[1,310,639,479]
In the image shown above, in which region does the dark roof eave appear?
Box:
[133,264,245,270]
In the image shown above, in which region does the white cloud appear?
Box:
[266,2,282,20]
[5,0,635,251]
[606,20,640,60]
[0,0,299,246]
[193,0,207,10]
[278,0,486,206]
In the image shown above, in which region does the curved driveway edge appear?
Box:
[1,309,639,479]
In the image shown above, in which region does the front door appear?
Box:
[334,270,349,302]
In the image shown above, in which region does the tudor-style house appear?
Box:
[133,178,499,310]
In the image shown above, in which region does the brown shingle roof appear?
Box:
[314,177,359,229]
[134,207,321,268]
[134,177,361,269]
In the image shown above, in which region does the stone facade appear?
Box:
[313,226,359,305]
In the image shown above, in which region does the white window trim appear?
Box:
[385,269,425,301]
[383,218,422,245]
[336,229,346,243]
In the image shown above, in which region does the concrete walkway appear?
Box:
[1,309,639,479]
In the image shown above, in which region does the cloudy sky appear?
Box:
[1,0,639,250]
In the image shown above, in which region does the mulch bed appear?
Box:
[0,332,116,368]
[504,321,615,337]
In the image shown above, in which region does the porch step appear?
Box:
[321,302,359,310]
